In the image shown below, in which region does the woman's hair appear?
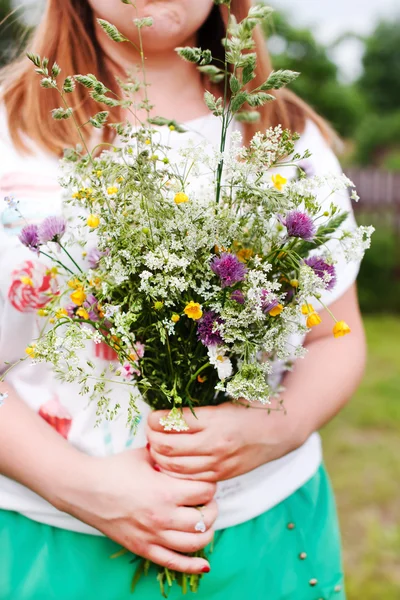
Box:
[0,0,332,155]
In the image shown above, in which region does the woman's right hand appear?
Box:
[57,447,217,574]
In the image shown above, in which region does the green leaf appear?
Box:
[230,75,241,94]
[40,77,56,89]
[242,59,256,85]
[175,46,202,63]
[230,91,248,113]
[90,93,121,107]
[26,52,41,67]
[74,74,97,89]
[260,70,300,91]
[51,107,73,120]
[63,76,75,93]
[89,111,109,128]
[148,116,187,133]
[97,19,128,42]
[246,92,275,107]
[234,110,260,123]
[133,17,153,28]
[51,62,61,78]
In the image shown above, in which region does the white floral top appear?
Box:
[0,109,360,534]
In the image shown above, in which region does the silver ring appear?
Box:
[194,509,206,533]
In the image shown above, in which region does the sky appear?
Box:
[13,0,400,82]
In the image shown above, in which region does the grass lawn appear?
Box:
[322,315,400,599]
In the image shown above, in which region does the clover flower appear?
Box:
[38,216,66,244]
[19,224,40,252]
[284,211,316,241]
[197,311,223,346]
[305,256,336,290]
[230,290,245,304]
[211,253,247,288]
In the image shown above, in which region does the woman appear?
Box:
[0,1,366,599]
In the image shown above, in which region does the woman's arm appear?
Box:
[147,285,367,481]
[0,384,216,573]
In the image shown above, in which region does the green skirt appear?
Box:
[0,465,345,600]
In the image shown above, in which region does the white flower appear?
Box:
[207,346,233,380]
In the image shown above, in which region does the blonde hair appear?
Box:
[0,0,332,155]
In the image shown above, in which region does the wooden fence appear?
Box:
[344,168,400,214]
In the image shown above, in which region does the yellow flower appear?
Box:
[153,301,164,311]
[306,312,322,328]
[269,303,284,317]
[25,345,36,358]
[171,314,180,323]
[301,303,315,315]
[117,176,124,183]
[70,287,86,306]
[76,307,89,320]
[96,170,103,177]
[169,124,176,131]
[236,248,254,263]
[144,139,151,145]
[37,309,48,317]
[87,214,100,228]
[107,186,118,195]
[68,278,81,289]
[333,320,351,338]
[55,308,68,319]
[174,192,189,205]
[20,276,33,286]
[184,301,203,321]
[271,174,287,191]
[49,318,55,323]
[47,267,58,278]
[290,279,299,288]
[72,191,82,200]
[82,251,87,258]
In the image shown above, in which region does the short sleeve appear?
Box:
[295,120,361,307]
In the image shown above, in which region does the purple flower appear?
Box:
[197,311,224,346]
[19,224,40,252]
[231,290,245,304]
[284,211,316,241]
[84,293,99,321]
[260,290,279,315]
[38,216,66,244]
[305,256,337,290]
[210,253,247,288]
[65,303,77,318]
[87,247,104,269]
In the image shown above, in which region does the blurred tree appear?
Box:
[0,0,29,68]
[358,21,400,113]
[264,11,366,137]
[353,20,400,169]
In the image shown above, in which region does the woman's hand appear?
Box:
[146,402,301,483]
[57,448,217,574]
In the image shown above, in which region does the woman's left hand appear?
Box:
[146,402,303,483]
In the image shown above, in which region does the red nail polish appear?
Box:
[146,442,150,450]
[201,566,210,573]
[153,464,161,472]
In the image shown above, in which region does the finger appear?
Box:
[148,408,208,433]
[168,501,218,533]
[147,429,211,457]
[161,528,214,554]
[148,544,210,575]
[174,479,216,506]
[150,449,215,476]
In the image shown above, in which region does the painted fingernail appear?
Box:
[146,442,150,450]
[153,464,161,472]
[201,565,210,573]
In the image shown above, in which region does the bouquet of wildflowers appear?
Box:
[2,0,373,594]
